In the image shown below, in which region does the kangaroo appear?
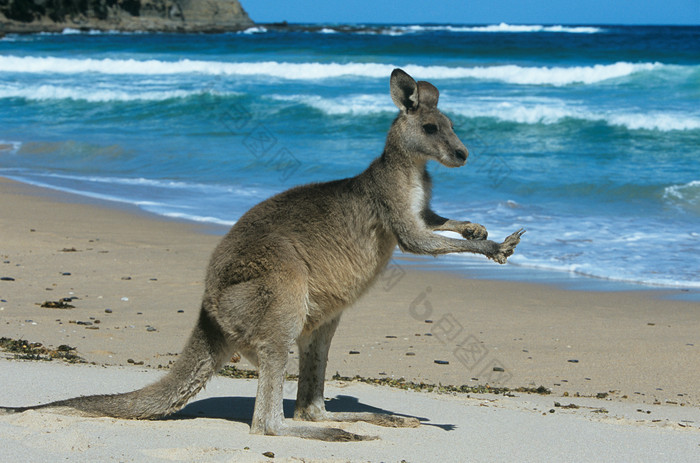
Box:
[1,69,524,441]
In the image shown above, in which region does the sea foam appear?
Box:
[663,180,700,212]
[0,83,198,102]
[369,23,603,35]
[241,26,268,34]
[445,99,700,131]
[270,94,395,115]
[441,23,602,34]
[0,140,22,153]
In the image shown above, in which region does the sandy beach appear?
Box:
[1,176,699,461]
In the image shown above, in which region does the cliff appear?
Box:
[0,0,254,33]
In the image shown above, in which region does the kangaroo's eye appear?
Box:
[423,123,438,134]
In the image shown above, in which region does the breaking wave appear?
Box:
[395,23,603,34]
[664,180,700,213]
[0,56,670,86]
[353,23,603,35]
[273,94,700,132]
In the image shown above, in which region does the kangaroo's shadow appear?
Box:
[171,394,455,431]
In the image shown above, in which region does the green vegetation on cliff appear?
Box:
[0,0,254,33]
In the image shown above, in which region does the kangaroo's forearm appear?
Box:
[431,219,469,233]
[422,211,471,232]
[398,233,495,257]
[422,209,450,229]
[423,214,488,240]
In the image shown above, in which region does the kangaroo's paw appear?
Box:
[461,222,488,240]
[490,229,525,264]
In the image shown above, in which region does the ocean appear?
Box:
[1,24,698,289]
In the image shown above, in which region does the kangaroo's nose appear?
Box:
[455,149,468,162]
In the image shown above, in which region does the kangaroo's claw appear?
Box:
[491,229,525,264]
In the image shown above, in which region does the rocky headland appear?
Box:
[0,0,254,34]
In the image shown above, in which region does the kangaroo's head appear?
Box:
[388,69,468,168]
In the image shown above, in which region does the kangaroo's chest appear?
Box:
[408,170,428,218]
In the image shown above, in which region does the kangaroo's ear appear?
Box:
[390,69,419,112]
[417,81,439,108]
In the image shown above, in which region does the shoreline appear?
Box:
[398,254,700,301]
[1,176,700,409]
[4,171,697,299]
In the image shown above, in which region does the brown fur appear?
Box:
[1,69,524,441]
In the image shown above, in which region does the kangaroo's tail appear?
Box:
[1,308,231,419]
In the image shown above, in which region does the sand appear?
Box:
[2,360,700,462]
[1,176,699,461]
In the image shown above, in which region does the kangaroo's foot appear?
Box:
[252,421,377,442]
[295,407,420,428]
[489,229,525,264]
[326,411,420,428]
[461,222,488,240]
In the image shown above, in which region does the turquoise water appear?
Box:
[1,24,699,288]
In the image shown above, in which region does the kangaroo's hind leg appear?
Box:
[251,341,371,441]
[236,277,372,441]
[294,315,420,429]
